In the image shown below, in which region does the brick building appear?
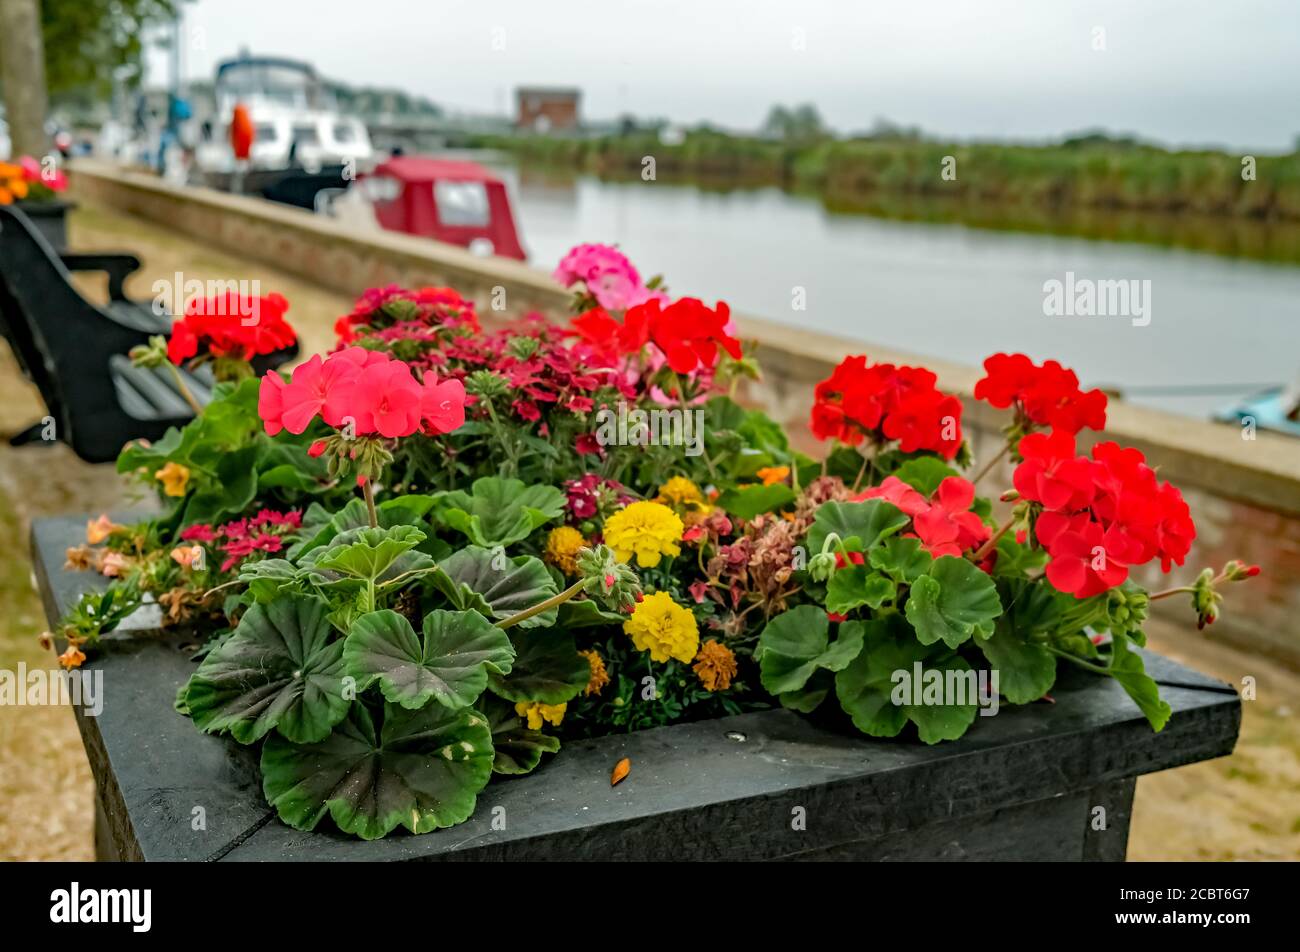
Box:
[515,87,580,133]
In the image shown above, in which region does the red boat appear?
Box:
[358,156,526,260]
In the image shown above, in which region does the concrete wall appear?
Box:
[68,160,1300,666]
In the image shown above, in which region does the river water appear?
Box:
[489,162,1300,420]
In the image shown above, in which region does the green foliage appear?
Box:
[488,628,591,705]
[430,546,558,628]
[835,616,978,744]
[436,477,565,547]
[344,609,514,711]
[43,0,182,97]
[184,595,349,744]
[904,556,1002,648]
[260,700,494,840]
[480,695,561,775]
[806,499,910,555]
[757,605,865,695]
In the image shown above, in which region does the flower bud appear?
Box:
[807,550,838,583]
[576,544,642,611]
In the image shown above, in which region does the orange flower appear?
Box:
[64,545,95,571]
[693,640,739,692]
[170,545,202,568]
[579,649,610,696]
[154,462,190,497]
[756,465,790,487]
[58,644,86,670]
[86,513,120,544]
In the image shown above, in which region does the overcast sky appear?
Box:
[151,0,1300,151]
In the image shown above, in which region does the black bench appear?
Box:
[0,204,294,463]
[31,514,1241,862]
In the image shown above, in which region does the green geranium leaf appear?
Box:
[437,477,566,547]
[556,598,626,628]
[869,536,933,584]
[777,671,834,713]
[757,605,866,695]
[238,558,303,603]
[891,457,958,496]
[806,500,909,556]
[261,700,494,840]
[904,555,1002,649]
[825,566,896,615]
[182,445,260,526]
[488,628,590,704]
[344,608,514,710]
[287,497,429,561]
[430,546,558,628]
[979,621,1057,704]
[716,483,796,520]
[1108,634,1172,731]
[480,695,561,775]
[992,533,1050,578]
[835,616,978,744]
[302,525,436,590]
[185,595,348,744]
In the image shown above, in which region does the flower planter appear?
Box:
[32,515,1241,862]
[14,199,75,252]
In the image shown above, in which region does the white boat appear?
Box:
[192,54,375,208]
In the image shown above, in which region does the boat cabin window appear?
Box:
[434,181,491,227]
[254,123,278,143]
[334,123,356,144]
[292,125,321,146]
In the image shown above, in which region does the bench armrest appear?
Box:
[59,253,142,302]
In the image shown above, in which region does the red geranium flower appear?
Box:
[168,291,296,365]
[912,477,990,558]
[1043,517,1134,598]
[853,475,928,517]
[810,356,964,459]
[1012,431,1096,511]
[623,297,742,374]
[974,352,1107,435]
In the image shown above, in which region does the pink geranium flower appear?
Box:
[346,359,423,437]
[420,373,467,434]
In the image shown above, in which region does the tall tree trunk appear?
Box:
[0,0,50,158]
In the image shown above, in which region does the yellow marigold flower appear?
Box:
[86,513,121,545]
[58,644,86,670]
[155,461,190,497]
[603,501,683,568]
[657,476,705,509]
[693,640,739,692]
[580,649,610,696]
[756,465,791,487]
[543,525,587,576]
[515,700,567,730]
[624,591,699,664]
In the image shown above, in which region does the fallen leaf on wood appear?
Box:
[611,757,631,786]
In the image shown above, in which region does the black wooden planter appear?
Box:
[32,515,1241,862]
[14,200,75,252]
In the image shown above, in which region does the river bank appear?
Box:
[482,134,1300,264]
